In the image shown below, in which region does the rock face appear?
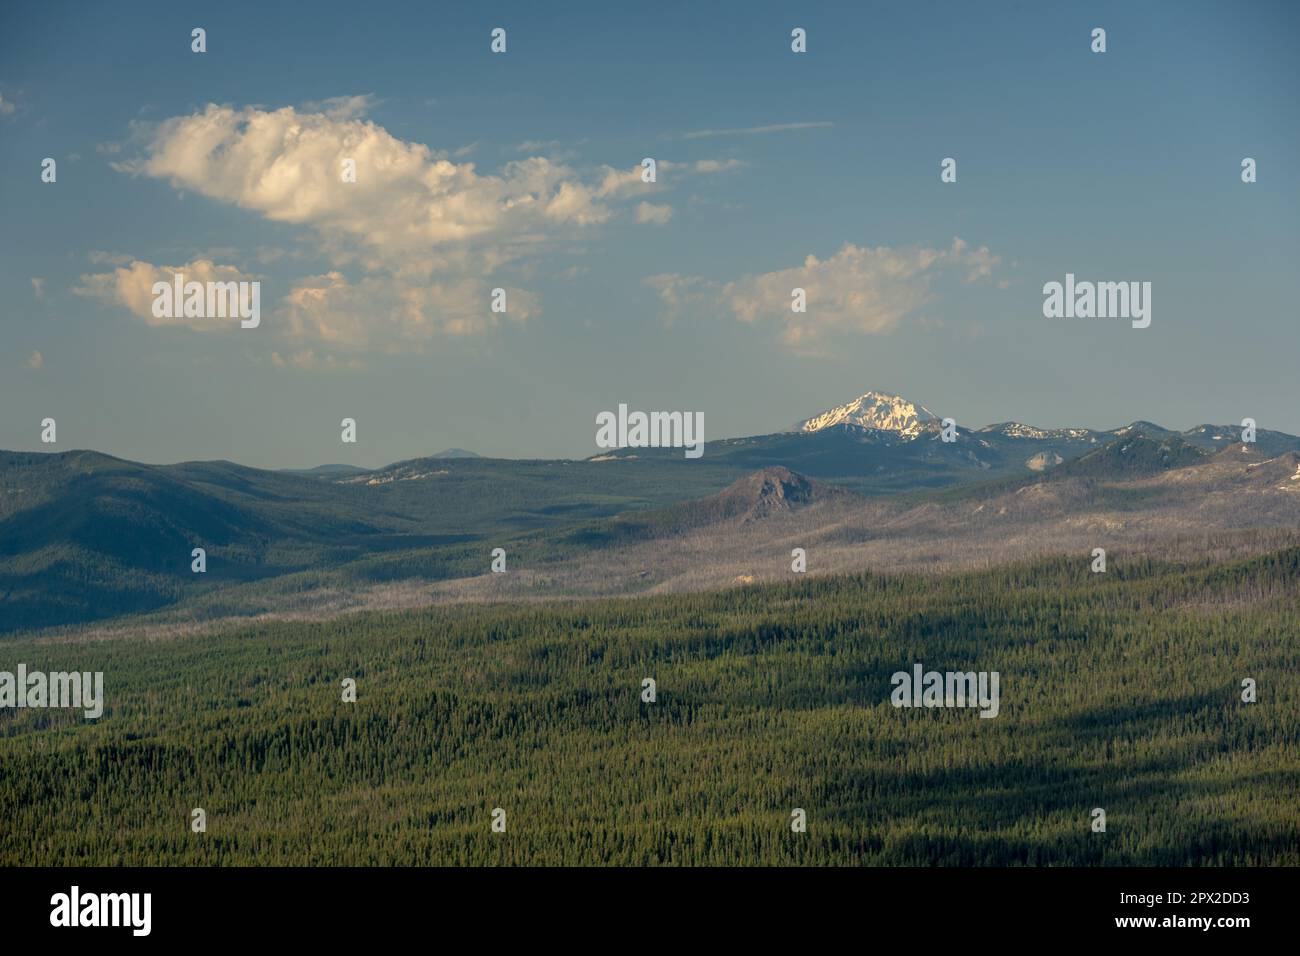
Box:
[651,466,840,530]
[723,466,822,518]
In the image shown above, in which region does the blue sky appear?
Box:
[2,0,1297,467]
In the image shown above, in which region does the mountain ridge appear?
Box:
[793,390,938,437]
[5,390,1300,634]
[6,423,1300,634]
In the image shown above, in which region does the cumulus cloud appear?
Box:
[115,103,731,275]
[278,272,537,352]
[75,256,533,355]
[73,258,256,331]
[648,238,1000,348]
[116,104,580,270]
[101,100,741,357]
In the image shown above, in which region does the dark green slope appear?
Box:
[0,450,745,632]
[1054,435,1209,479]
[0,451,400,631]
[1,550,1295,865]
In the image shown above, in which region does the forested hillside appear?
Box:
[2,550,1295,865]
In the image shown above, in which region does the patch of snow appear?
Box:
[795,390,937,438]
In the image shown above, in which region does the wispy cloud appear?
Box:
[299,94,379,120]
[679,121,833,140]
[88,250,133,266]
[635,202,673,225]
[270,349,364,371]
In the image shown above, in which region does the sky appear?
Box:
[1,0,1297,468]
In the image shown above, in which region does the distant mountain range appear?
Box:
[789,388,1295,458]
[593,390,1300,494]
[279,449,480,475]
[2,388,1298,635]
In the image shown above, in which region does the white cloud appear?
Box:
[75,257,536,353]
[278,272,537,352]
[104,101,743,357]
[117,103,637,274]
[635,202,673,225]
[73,258,256,331]
[648,238,1000,348]
[25,350,43,369]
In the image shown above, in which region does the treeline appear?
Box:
[1,549,1296,865]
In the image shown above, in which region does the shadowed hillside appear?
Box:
[5,420,1300,635]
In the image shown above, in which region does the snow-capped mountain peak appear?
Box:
[794,390,939,438]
